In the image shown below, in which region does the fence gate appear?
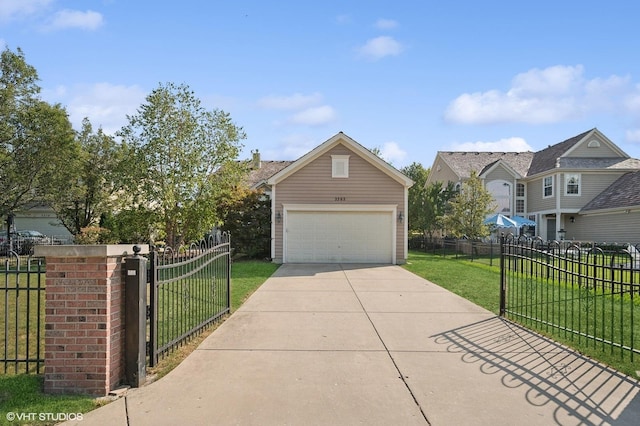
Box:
[1,253,45,374]
[148,233,231,366]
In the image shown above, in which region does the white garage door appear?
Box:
[285,211,393,263]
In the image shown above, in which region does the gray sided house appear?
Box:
[3,203,73,242]
[426,128,640,242]
[266,132,414,264]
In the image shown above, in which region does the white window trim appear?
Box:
[564,173,581,196]
[543,176,553,199]
[331,155,350,178]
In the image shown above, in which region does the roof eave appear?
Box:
[267,132,414,187]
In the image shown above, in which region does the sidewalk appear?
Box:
[66,264,640,425]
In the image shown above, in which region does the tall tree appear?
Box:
[0,47,76,219]
[442,171,496,240]
[400,162,430,234]
[117,82,246,245]
[48,118,124,235]
[424,181,457,238]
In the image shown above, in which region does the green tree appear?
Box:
[424,181,457,238]
[216,188,271,259]
[400,162,430,234]
[117,82,246,245]
[48,118,125,235]
[0,47,76,219]
[442,171,496,240]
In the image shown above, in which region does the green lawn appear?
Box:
[403,250,640,378]
[0,259,279,426]
[403,250,501,314]
[231,260,280,310]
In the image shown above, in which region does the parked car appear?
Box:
[1,230,53,255]
[16,230,51,244]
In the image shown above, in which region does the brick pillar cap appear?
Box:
[34,244,150,257]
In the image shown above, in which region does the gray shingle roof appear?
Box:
[246,161,293,188]
[527,129,593,175]
[439,151,535,179]
[581,171,640,212]
[558,157,640,170]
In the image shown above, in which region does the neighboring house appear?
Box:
[2,203,73,242]
[426,128,640,242]
[244,150,293,197]
[265,132,414,264]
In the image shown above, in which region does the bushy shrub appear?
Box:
[216,190,270,259]
[75,226,118,244]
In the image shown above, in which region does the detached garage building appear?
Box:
[267,132,413,264]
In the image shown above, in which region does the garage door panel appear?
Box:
[285,211,393,263]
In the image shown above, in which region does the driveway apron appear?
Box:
[69,264,640,426]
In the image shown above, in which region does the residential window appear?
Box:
[331,155,350,178]
[565,173,580,195]
[516,199,525,214]
[543,176,553,198]
[516,183,525,197]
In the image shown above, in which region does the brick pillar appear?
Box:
[35,245,149,396]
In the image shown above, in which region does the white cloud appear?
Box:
[375,19,398,30]
[379,141,407,164]
[624,84,640,112]
[0,0,52,22]
[43,9,103,31]
[444,65,632,125]
[449,137,533,152]
[44,82,146,135]
[357,36,404,60]
[509,65,584,97]
[257,92,323,110]
[290,105,337,126]
[626,129,640,143]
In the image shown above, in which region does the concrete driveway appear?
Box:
[70,264,639,425]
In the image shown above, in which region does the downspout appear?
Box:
[403,185,409,264]
[271,185,276,263]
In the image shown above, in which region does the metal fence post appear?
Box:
[227,233,232,311]
[499,234,506,316]
[125,246,147,387]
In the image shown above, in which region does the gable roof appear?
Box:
[431,128,638,185]
[527,128,631,176]
[245,160,293,189]
[436,151,534,181]
[581,171,640,213]
[267,132,414,187]
[526,129,593,176]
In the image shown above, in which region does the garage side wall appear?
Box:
[273,143,406,263]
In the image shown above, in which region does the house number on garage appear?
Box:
[334,197,346,202]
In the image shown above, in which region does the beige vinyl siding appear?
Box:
[564,212,640,242]
[273,143,405,262]
[527,175,557,212]
[485,166,513,182]
[560,173,625,209]
[427,156,460,187]
[569,140,621,158]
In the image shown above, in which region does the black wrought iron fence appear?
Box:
[409,236,501,265]
[1,252,45,374]
[500,235,640,362]
[147,233,231,366]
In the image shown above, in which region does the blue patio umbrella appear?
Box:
[511,216,536,228]
[484,213,518,228]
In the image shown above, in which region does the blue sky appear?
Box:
[3,1,640,169]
